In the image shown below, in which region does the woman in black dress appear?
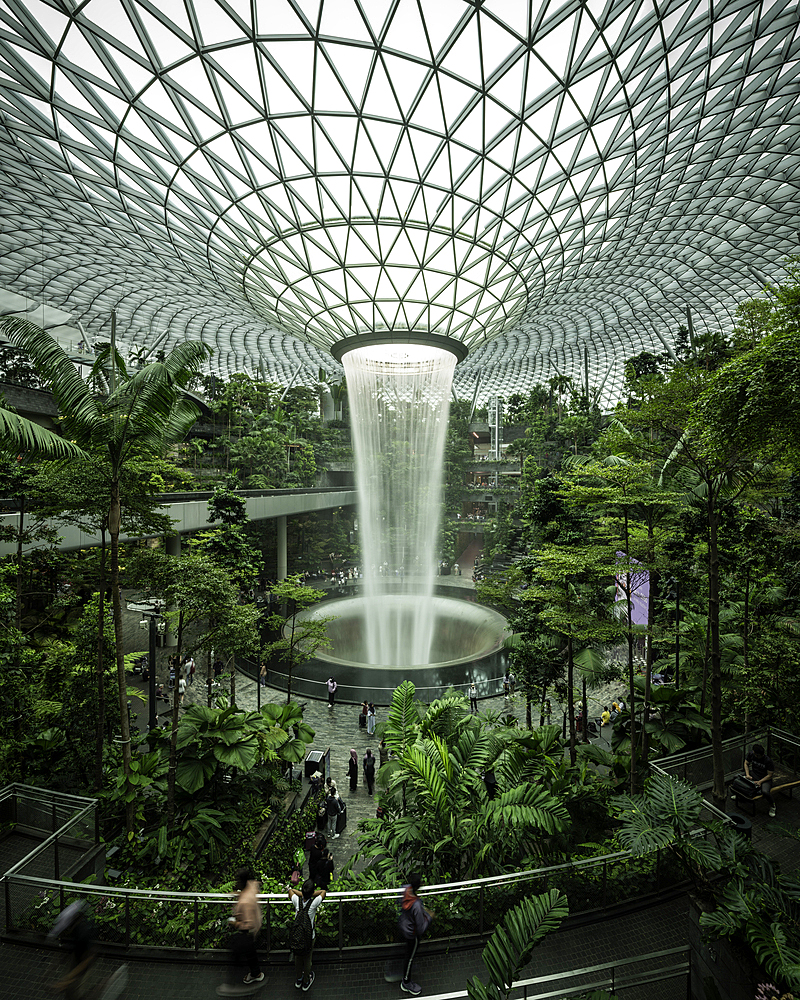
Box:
[347,749,358,792]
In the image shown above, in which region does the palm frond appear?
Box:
[383,680,421,754]
[0,406,87,461]
[481,890,569,990]
[0,316,99,437]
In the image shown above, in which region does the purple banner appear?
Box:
[615,552,649,626]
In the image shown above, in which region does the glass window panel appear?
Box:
[83,0,149,58]
[136,6,196,64]
[479,11,519,79]
[383,0,432,62]
[380,53,430,117]
[322,41,374,107]
[192,0,245,45]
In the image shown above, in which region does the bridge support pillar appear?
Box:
[277,515,287,581]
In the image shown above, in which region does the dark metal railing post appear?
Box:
[338,899,343,956]
[478,884,484,936]
[656,847,661,892]
[601,859,607,909]
[52,802,57,834]
[125,893,131,949]
[54,831,60,882]
[4,878,13,930]
[94,806,100,845]
[194,899,200,952]
[265,901,271,956]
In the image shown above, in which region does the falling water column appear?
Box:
[342,344,456,666]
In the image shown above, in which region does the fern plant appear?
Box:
[699,856,800,991]
[466,889,569,1000]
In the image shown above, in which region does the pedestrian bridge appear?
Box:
[0,487,358,572]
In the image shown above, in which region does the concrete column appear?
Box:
[164,533,181,647]
[277,515,287,581]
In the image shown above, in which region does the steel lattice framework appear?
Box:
[0,0,798,406]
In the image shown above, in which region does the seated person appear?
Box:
[744,743,777,817]
[601,707,611,726]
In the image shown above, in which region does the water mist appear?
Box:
[342,343,456,666]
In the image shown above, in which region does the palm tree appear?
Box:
[0,315,210,833]
[362,684,570,880]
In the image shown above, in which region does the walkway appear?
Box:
[4,599,797,999]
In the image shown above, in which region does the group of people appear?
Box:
[600,699,627,725]
[502,670,516,699]
[347,747,377,794]
[227,866,434,995]
[359,700,377,734]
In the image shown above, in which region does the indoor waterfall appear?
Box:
[342,343,456,666]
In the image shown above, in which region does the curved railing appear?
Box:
[4,845,688,953]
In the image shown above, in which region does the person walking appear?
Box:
[359,700,368,729]
[288,880,326,991]
[311,848,334,890]
[508,670,516,698]
[326,677,337,709]
[502,673,510,700]
[325,787,341,839]
[259,662,267,687]
[332,781,347,836]
[468,682,478,714]
[308,832,327,875]
[347,749,358,792]
[229,868,264,985]
[398,873,434,995]
[178,674,186,706]
[363,747,376,795]
[185,654,195,685]
[367,702,377,735]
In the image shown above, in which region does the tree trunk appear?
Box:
[708,494,726,811]
[623,510,636,795]
[582,675,589,744]
[95,528,107,790]
[166,610,184,829]
[15,493,24,647]
[743,566,751,734]
[109,480,135,836]
[641,542,658,767]
[567,632,576,766]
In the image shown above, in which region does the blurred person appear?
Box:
[397,873,434,995]
[228,867,264,985]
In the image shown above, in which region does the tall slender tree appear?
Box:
[0,315,210,833]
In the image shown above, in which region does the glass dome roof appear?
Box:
[0,0,798,405]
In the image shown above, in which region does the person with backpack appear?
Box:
[363,747,376,795]
[397,873,434,996]
[288,879,326,991]
[325,788,341,839]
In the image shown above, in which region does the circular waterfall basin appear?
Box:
[281,593,511,704]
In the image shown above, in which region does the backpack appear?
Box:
[289,897,314,953]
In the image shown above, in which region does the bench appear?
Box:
[730,773,800,816]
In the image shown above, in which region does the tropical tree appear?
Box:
[358,682,570,881]
[1,314,211,834]
[262,575,335,702]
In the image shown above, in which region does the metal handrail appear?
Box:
[400,947,690,1000]
[4,846,654,904]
